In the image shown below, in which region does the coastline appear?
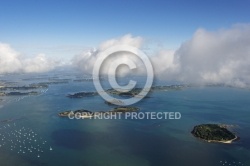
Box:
[207,135,238,144]
[191,124,238,144]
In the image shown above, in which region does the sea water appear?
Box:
[0,73,249,166]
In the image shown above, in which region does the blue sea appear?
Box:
[0,72,250,166]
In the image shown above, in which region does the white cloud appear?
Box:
[0,43,22,73]
[0,43,60,74]
[3,25,249,87]
[22,54,59,73]
[174,24,250,87]
[72,25,250,87]
[72,34,145,76]
[151,49,179,79]
[98,34,143,51]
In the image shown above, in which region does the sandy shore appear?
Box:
[207,136,238,144]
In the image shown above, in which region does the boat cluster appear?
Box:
[0,123,53,158]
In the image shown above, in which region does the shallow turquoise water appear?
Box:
[0,75,250,166]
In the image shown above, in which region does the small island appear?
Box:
[0,91,39,96]
[111,106,140,113]
[67,92,98,98]
[0,84,49,90]
[58,109,92,117]
[104,99,124,105]
[58,106,140,118]
[106,88,141,97]
[66,85,186,99]
[191,124,237,144]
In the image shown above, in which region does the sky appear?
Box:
[1,0,250,59]
[1,0,250,87]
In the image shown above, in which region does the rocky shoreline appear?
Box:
[191,124,238,144]
[58,106,140,118]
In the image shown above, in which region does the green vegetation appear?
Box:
[67,92,98,98]
[106,88,142,97]
[0,84,48,90]
[151,85,185,91]
[104,99,124,105]
[67,85,185,99]
[58,109,92,117]
[191,124,237,143]
[0,91,39,96]
[111,107,140,113]
[58,106,140,117]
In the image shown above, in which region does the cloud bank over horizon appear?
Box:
[174,24,250,87]
[71,34,145,77]
[1,24,250,87]
[73,25,250,87]
[0,43,61,74]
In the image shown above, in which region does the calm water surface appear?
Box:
[0,74,250,166]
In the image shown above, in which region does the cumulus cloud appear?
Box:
[2,25,250,87]
[0,43,59,74]
[151,49,179,79]
[71,25,250,87]
[173,24,250,87]
[0,43,22,73]
[72,34,145,76]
